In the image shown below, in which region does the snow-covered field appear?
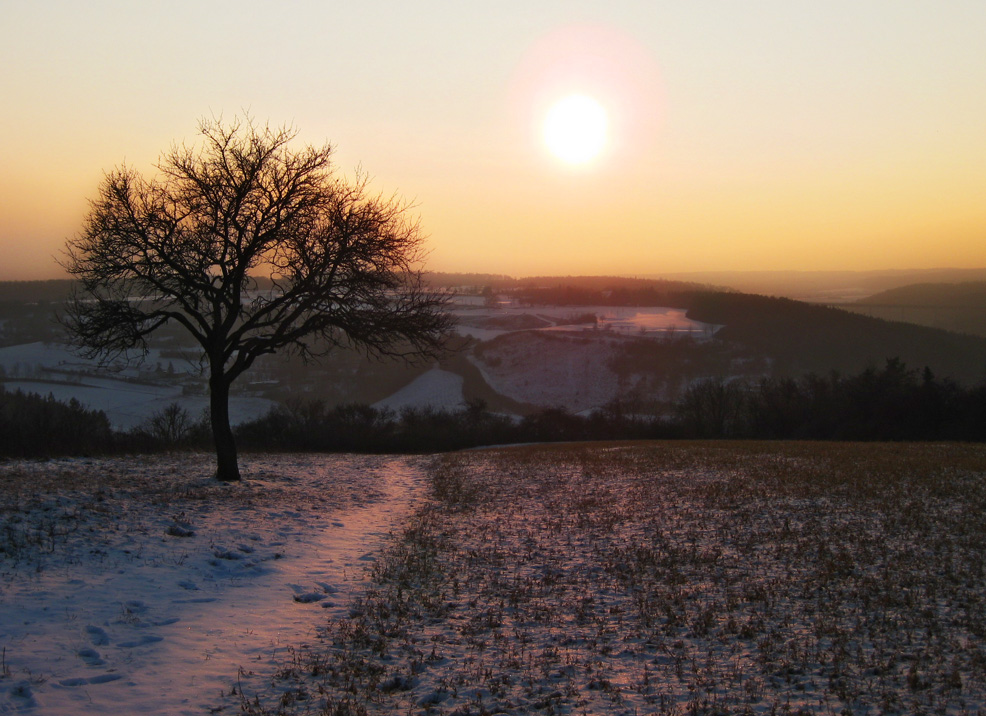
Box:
[0,343,273,430]
[233,441,986,715]
[4,442,985,715]
[373,368,466,413]
[0,453,427,714]
[452,305,718,342]
[470,332,624,413]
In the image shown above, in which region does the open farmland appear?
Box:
[247,441,986,715]
[2,443,985,714]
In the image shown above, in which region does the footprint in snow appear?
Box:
[117,635,163,648]
[85,625,109,646]
[149,616,180,626]
[59,674,123,687]
[212,547,243,560]
[166,524,195,537]
[7,681,37,706]
[292,592,325,604]
[77,647,105,666]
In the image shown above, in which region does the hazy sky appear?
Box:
[2,1,985,280]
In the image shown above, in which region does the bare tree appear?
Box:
[62,116,452,481]
[143,402,194,446]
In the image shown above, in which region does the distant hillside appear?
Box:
[654,268,986,302]
[687,292,986,384]
[0,279,74,304]
[424,273,721,296]
[845,282,986,337]
[512,275,721,292]
[422,272,517,289]
[859,282,986,307]
[492,277,721,310]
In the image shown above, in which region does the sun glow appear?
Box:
[542,94,608,165]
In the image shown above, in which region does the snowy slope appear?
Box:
[471,332,623,413]
[372,367,466,413]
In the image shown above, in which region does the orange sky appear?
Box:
[1,1,984,280]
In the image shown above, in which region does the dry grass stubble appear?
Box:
[242,441,986,715]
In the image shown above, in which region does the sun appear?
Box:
[542,94,608,165]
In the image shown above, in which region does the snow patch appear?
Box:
[373,367,466,412]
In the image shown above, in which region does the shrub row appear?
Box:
[0,386,115,457]
[3,358,985,458]
[677,358,986,441]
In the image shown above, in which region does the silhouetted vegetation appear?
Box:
[234,398,520,453]
[677,359,986,441]
[232,359,986,450]
[0,387,214,458]
[4,357,986,459]
[61,116,451,481]
[0,385,114,457]
[132,402,212,449]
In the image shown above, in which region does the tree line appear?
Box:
[675,359,986,441]
[3,358,985,459]
[0,386,116,457]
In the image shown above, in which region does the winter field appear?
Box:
[3,442,986,715]
[0,343,274,430]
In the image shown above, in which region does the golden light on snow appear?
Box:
[542,94,608,165]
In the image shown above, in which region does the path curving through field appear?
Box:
[0,453,428,715]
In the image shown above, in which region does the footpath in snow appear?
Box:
[0,453,427,715]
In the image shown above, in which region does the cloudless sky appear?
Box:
[2,1,984,280]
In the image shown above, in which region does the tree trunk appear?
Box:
[210,372,241,482]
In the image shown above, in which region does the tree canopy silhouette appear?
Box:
[62,116,452,481]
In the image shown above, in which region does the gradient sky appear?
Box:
[2,1,985,280]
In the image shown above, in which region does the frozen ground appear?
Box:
[0,453,427,714]
[5,443,985,716]
[240,441,986,715]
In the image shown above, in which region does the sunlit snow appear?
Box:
[0,454,425,714]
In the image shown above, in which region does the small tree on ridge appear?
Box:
[62,116,452,481]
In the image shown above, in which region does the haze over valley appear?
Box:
[3,269,986,433]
